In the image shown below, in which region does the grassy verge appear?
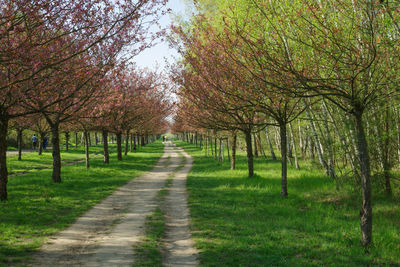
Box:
[0,141,164,265]
[174,140,400,266]
[6,145,110,176]
[133,153,186,267]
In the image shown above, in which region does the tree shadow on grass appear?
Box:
[182,144,398,266]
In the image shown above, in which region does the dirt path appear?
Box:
[29,141,199,267]
[6,149,33,156]
[163,145,199,267]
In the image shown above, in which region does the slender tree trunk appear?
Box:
[253,133,259,157]
[231,132,237,170]
[84,130,90,169]
[280,122,288,197]
[130,133,133,152]
[208,136,214,157]
[394,107,400,168]
[0,115,9,201]
[133,134,137,150]
[289,124,299,169]
[95,132,98,146]
[322,102,336,178]
[17,129,23,161]
[50,122,61,183]
[116,132,122,161]
[244,130,254,177]
[214,137,217,160]
[65,132,69,152]
[382,105,392,195]
[102,130,109,164]
[125,130,130,156]
[353,111,372,247]
[38,132,44,155]
[287,133,293,166]
[266,126,277,160]
[227,138,230,161]
[141,136,145,146]
[88,132,92,146]
[299,125,305,158]
[305,101,329,173]
[218,138,222,162]
[307,128,315,160]
[75,132,78,148]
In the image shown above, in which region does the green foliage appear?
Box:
[0,142,163,265]
[175,140,400,266]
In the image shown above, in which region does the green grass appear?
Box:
[0,141,164,265]
[175,140,400,267]
[6,145,108,176]
[133,207,166,267]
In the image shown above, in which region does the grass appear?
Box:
[0,141,164,265]
[174,140,400,266]
[6,147,90,176]
[133,153,186,267]
[133,207,166,267]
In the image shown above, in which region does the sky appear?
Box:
[133,0,192,71]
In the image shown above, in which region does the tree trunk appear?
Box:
[88,132,92,146]
[353,111,372,247]
[75,132,78,148]
[116,132,123,161]
[322,102,336,178]
[17,128,23,161]
[244,130,254,177]
[130,133,133,152]
[102,130,109,164]
[382,105,392,195]
[125,130,130,156]
[307,129,315,160]
[289,124,300,169]
[50,122,62,183]
[280,122,288,197]
[38,132,44,155]
[231,132,237,170]
[84,130,90,169]
[214,137,217,160]
[0,115,9,201]
[227,138,230,161]
[305,101,329,173]
[95,132,98,146]
[65,131,69,152]
[133,134,137,150]
[141,136,145,146]
[253,133,259,157]
[218,138,222,163]
[266,126,277,160]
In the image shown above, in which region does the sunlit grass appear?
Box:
[175,140,400,266]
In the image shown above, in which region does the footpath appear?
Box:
[28,141,199,267]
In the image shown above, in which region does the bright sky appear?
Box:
[133,0,192,71]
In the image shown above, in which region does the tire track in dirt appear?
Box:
[29,142,182,267]
[163,144,199,267]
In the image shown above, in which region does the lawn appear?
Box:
[0,141,164,265]
[175,140,400,266]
